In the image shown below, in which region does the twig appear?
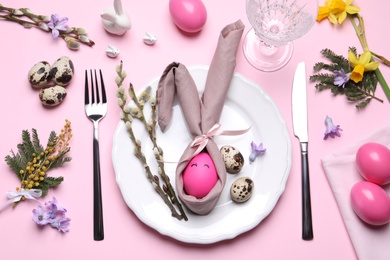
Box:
[115,61,188,221]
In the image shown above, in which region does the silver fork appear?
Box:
[84,69,107,241]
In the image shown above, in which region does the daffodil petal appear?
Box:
[346,6,360,14]
[317,6,330,21]
[338,12,347,24]
[364,62,380,71]
[330,0,346,13]
[350,65,365,83]
[348,51,359,67]
[345,0,354,5]
[359,51,372,64]
[328,13,338,24]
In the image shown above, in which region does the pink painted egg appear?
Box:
[182,152,218,199]
[350,181,390,226]
[169,0,207,33]
[356,142,390,185]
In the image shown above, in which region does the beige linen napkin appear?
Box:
[157,20,245,215]
[322,125,390,260]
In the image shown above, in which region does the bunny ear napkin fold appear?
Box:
[157,20,245,215]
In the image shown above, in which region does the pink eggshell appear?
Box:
[356,142,390,185]
[182,152,218,199]
[169,0,207,33]
[350,181,390,226]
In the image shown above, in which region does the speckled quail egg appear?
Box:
[49,56,74,86]
[39,85,67,106]
[220,145,244,174]
[28,61,52,88]
[230,177,254,203]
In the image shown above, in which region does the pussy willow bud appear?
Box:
[41,15,51,22]
[117,98,124,107]
[115,76,122,86]
[125,121,132,131]
[79,35,90,43]
[13,9,23,15]
[67,40,80,50]
[123,105,131,113]
[38,22,49,31]
[76,27,87,35]
[116,64,122,74]
[23,23,33,29]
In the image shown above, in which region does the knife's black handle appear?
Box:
[301,142,313,240]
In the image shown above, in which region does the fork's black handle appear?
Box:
[93,138,104,241]
[301,142,313,241]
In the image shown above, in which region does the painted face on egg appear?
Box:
[182,152,218,199]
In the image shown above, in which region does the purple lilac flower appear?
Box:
[324,115,342,140]
[47,14,69,39]
[249,141,266,163]
[32,205,52,225]
[334,69,350,88]
[45,197,67,219]
[32,197,70,232]
[50,217,71,233]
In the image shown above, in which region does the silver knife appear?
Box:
[292,62,313,241]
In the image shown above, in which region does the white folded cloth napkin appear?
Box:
[322,125,390,260]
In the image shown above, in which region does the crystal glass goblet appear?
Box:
[243,0,318,71]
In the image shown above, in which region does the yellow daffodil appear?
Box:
[317,0,338,24]
[331,0,360,24]
[348,51,380,83]
[317,0,360,24]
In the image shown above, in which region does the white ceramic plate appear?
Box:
[112,66,291,244]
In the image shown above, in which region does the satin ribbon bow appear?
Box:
[190,123,251,158]
[0,189,42,211]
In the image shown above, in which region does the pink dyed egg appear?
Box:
[356,142,390,185]
[182,152,218,199]
[169,0,207,33]
[350,181,390,226]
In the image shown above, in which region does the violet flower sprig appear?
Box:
[32,197,70,233]
[0,4,94,50]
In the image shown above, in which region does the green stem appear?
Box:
[375,68,390,102]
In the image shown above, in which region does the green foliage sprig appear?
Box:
[4,120,72,202]
[310,48,383,109]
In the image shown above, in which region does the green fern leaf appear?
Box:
[32,128,44,154]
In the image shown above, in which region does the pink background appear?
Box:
[0,0,389,259]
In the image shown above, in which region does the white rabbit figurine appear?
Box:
[101,0,131,35]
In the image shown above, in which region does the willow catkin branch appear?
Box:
[115,63,187,221]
